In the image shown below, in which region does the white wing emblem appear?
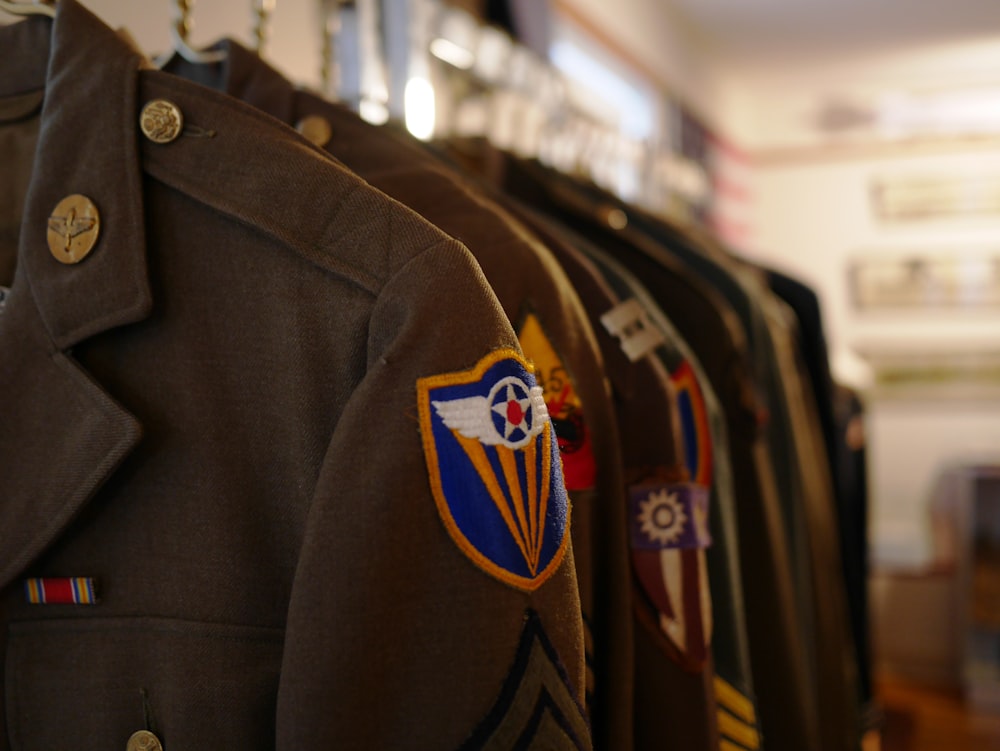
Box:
[433,376,549,450]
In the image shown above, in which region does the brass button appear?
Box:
[126,730,163,751]
[598,205,628,230]
[47,194,100,264]
[140,99,184,144]
[296,114,332,147]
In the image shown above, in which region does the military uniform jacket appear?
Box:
[766,267,873,721]
[0,4,588,750]
[166,43,632,751]
[534,214,765,747]
[510,204,765,751]
[484,154,821,750]
[585,195,863,751]
[517,209,724,751]
[621,212,860,751]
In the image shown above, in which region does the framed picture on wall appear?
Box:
[848,253,1000,312]
[872,174,1000,222]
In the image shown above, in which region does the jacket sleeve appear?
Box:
[275,239,591,750]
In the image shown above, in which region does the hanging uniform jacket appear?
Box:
[760,292,861,751]
[164,39,628,751]
[434,139,738,749]
[765,267,873,725]
[560,181,820,647]
[517,212,723,751]
[512,206,764,751]
[0,4,589,750]
[624,222,860,751]
[831,382,874,729]
[503,154,865,751]
[482,152,823,750]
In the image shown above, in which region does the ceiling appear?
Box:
[654,0,1000,146]
[670,0,1000,63]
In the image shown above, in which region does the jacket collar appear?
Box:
[0,0,147,589]
[163,38,297,127]
[5,0,152,350]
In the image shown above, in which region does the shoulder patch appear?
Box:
[517,313,597,492]
[460,610,592,751]
[418,348,571,591]
[629,481,713,672]
[670,361,713,487]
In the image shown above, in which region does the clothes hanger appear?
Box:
[318,0,341,96]
[0,0,56,18]
[163,0,225,65]
[251,0,275,57]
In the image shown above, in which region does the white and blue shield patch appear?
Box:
[418,348,570,591]
[629,481,713,672]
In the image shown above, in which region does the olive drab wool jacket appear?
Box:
[0,3,589,750]
[165,42,633,751]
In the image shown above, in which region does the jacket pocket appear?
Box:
[6,616,283,751]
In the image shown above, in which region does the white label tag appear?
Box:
[600,298,665,363]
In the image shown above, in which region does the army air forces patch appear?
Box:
[418,349,571,591]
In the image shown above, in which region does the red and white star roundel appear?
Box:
[432,375,549,450]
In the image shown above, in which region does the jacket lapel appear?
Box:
[0,295,140,590]
[0,0,152,589]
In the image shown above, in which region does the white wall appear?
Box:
[721,36,1000,152]
[869,401,1000,567]
[748,122,1000,570]
[752,148,1000,363]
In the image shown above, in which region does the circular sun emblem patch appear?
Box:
[638,489,688,546]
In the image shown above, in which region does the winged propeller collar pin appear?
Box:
[48,208,96,252]
[46,194,101,264]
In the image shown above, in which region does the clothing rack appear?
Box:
[0,4,873,748]
[325,0,712,225]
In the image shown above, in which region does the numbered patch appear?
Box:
[418,349,570,591]
[518,313,596,492]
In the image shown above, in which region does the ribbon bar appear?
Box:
[24,577,98,605]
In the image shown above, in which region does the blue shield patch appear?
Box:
[418,348,570,591]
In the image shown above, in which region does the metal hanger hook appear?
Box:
[0,0,56,19]
[252,0,276,56]
[169,0,226,64]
